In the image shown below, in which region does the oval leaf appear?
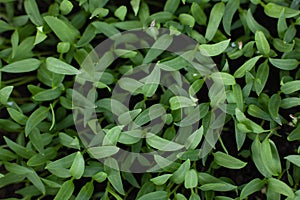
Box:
[214,151,247,169]
[46,57,80,75]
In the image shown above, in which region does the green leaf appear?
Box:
[142,66,161,97]
[54,180,74,200]
[214,151,247,169]
[184,169,198,189]
[150,174,172,185]
[32,87,62,101]
[105,158,125,195]
[92,21,120,37]
[24,0,43,26]
[114,6,127,21]
[281,97,300,109]
[0,86,13,105]
[26,169,46,194]
[58,132,80,149]
[199,39,230,56]
[130,0,140,16]
[264,3,300,18]
[205,2,225,41]
[200,183,237,192]
[248,105,271,121]
[25,106,49,136]
[232,84,244,111]
[234,55,262,78]
[277,10,287,38]
[281,80,300,94]
[179,14,195,27]
[251,137,273,177]
[164,0,180,13]
[88,146,119,159]
[70,152,85,179]
[57,42,70,53]
[269,58,298,70]
[169,96,196,110]
[240,178,265,199]
[222,0,239,35]
[246,9,270,37]
[75,181,94,200]
[268,94,281,125]
[137,191,168,200]
[46,57,80,75]
[175,104,208,127]
[234,119,246,150]
[254,60,269,95]
[103,126,123,146]
[268,178,295,198]
[1,58,40,73]
[273,39,294,53]
[143,34,173,64]
[261,139,282,176]
[93,172,107,183]
[171,159,191,184]
[210,71,235,85]
[44,16,79,43]
[29,128,45,154]
[60,0,73,15]
[146,132,184,151]
[4,137,35,159]
[191,3,207,26]
[255,31,270,56]
[285,155,300,167]
[185,126,204,150]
